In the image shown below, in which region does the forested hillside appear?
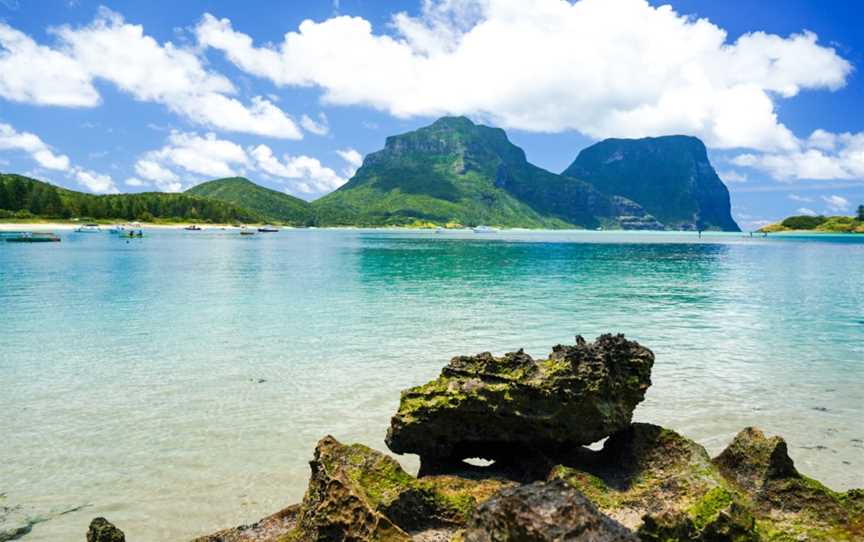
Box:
[0,174,260,223]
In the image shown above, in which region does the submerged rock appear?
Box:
[386,335,654,470]
[463,479,637,541]
[86,518,125,542]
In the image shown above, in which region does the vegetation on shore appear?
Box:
[760,210,864,233]
[0,174,261,224]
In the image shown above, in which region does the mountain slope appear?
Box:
[0,173,260,223]
[186,177,313,225]
[313,117,645,228]
[562,136,739,231]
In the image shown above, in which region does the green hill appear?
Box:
[186,177,314,226]
[760,214,863,233]
[313,117,649,228]
[0,173,260,223]
[563,136,740,231]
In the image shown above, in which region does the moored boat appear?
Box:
[184,225,202,231]
[258,225,279,232]
[75,223,102,233]
[5,232,61,243]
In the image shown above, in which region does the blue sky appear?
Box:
[1,0,862,229]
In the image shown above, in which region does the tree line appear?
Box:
[0,174,260,223]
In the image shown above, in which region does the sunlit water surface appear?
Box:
[1,229,862,540]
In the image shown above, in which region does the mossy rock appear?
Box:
[386,335,654,470]
[714,427,864,541]
[551,423,755,541]
[86,518,125,542]
[280,436,512,541]
[464,479,638,541]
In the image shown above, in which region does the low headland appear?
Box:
[85,335,863,541]
[759,213,864,234]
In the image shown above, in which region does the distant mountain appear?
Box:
[187,177,313,226]
[0,173,260,223]
[313,116,648,228]
[562,136,740,231]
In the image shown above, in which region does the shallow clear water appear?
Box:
[1,229,862,540]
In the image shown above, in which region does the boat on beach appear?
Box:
[75,223,102,233]
[472,225,498,233]
[4,232,61,243]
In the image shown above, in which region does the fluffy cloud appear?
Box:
[300,113,330,135]
[250,144,349,196]
[821,195,849,213]
[0,120,118,193]
[136,131,250,190]
[0,122,71,171]
[796,207,816,216]
[788,194,813,203]
[336,147,363,176]
[0,9,302,139]
[732,130,864,181]
[0,23,99,106]
[74,168,118,194]
[196,0,850,151]
[718,170,747,183]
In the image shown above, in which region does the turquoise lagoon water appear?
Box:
[1,229,862,540]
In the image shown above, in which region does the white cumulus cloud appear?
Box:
[0,122,71,171]
[195,0,850,151]
[73,168,118,194]
[821,195,849,213]
[301,113,330,135]
[250,144,348,197]
[796,207,816,216]
[0,23,99,106]
[0,9,302,139]
[136,131,250,188]
[732,130,864,182]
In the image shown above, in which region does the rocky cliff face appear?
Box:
[563,136,740,231]
[313,117,652,229]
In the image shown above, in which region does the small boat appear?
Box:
[435,227,445,233]
[184,225,202,231]
[75,223,101,233]
[258,225,279,233]
[109,224,125,234]
[121,230,143,238]
[5,232,61,243]
[240,230,256,236]
[472,225,498,233]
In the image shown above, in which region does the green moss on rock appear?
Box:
[386,335,654,469]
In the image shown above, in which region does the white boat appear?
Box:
[472,225,498,233]
[75,223,102,233]
[258,225,280,233]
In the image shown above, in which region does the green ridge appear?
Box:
[186,177,314,226]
